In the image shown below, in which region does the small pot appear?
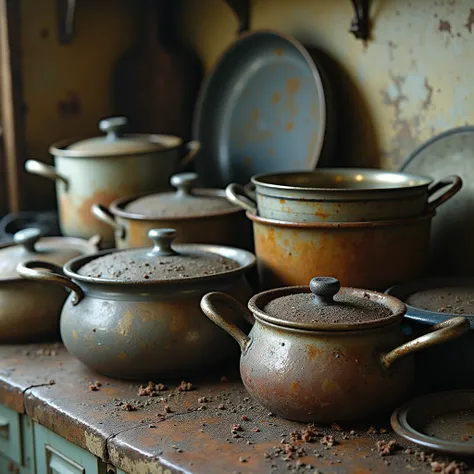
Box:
[0,228,99,342]
[249,211,435,291]
[386,277,474,391]
[92,172,252,250]
[201,277,469,422]
[25,117,200,242]
[226,169,462,223]
[17,229,255,379]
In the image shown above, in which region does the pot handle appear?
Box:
[91,204,125,239]
[179,140,201,169]
[200,292,254,352]
[25,160,69,188]
[225,183,257,215]
[16,261,84,306]
[381,316,469,369]
[87,234,102,251]
[427,175,462,211]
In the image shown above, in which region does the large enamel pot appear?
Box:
[17,229,255,379]
[201,277,469,423]
[226,169,462,223]
[25,117,199,242]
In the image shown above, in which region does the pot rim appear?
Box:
[50,134,183,159]
[110,191,244,221]
[248,285,406,331]
[386,277,474,328]
[247,210,435,228]
[63,243,256,286]
[250,168,433,193]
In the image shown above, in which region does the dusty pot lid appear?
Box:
[250,277,406,331]
[76,228,243,282]
[0,228,96,281]
[122,173,240,219]
[54,117,171,157]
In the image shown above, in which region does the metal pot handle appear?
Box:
[25,160,69,189]
[179,140,201,169]
[381,316,469,369]
[87,234,102,251]
[225,183,257,215]
[200,292,254,352]
[427,175,462,211]
[16,260,84,306]
[91,204,125,239]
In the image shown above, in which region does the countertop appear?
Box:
[0,343,472,474]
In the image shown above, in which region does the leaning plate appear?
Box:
[392,390,474,456]
[401,127,474,276]
[193,30,331,187]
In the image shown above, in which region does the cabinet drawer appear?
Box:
[34,423,105,474]
[0,403,23,465]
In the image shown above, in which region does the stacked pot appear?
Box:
[226,169,462,291]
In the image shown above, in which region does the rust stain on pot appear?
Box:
[57,91,81,117]
[77,189,123,227]
[272,91,281,104]
[314,209,330,220]
[438,20,452,34]
[286,78,301,95]
[285,121,294,132]
[465,8,474,32]
[279,199,285,204]
[307,345,322,360]
[251,108,260,121]
[275,48,284,56]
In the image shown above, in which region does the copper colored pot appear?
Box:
[249,212,435,291]
[201,277,469,423]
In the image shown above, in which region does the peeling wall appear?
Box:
[180,0,474,170]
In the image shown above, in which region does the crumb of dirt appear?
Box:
[405,448,413,454]
[164,405,172,413]
[138,381,167,396]
[49,379,55,385]
[243,397,250,402]
[252,427,260,432]
[218,404,226,410]
[149,424,156,428]
[178,381,194,392]
[121,403,136,411]
[367,426,378,434]
[302,424,321,442]
[320,435,336,447]
[419,452,435,463]
[291,430,302,442]
[198,396,211,403]
[331,423,343,431]
[350,430,356,436]
[232,424,243,432]
[238,456,247,463]
[379,427,390,434]
[35,348,58,356]
[221,376,229,383]
[89,383,100,391]
[431,460,466,473]
[376,440,398,456]
[461,434,471,441]
[241,415,250,421]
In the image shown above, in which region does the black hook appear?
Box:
[349,0,370,41]
[224,0,250,35]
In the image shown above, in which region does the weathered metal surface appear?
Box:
[228,170,461,223]
[249,212,433,291]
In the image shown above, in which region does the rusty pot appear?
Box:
[226,169,462,223]
[201,277,469,423]
[249,211,442,291]
[25,117,200,242]
[17,229,255,379]
[0,228,99,342]
[91,172,252,250]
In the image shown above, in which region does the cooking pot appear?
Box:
[201,277,469,423]
[91,172,252,250]
[25,116,200,242]
[249,211,440,291]
[226,169,462,223]
[386,277,474,391]
[17,229,255,379]
[0,228,99,342]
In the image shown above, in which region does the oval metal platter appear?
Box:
[192,30,332,187]
[401,127,474,277]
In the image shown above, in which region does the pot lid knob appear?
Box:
[309,277,341,304]
[98,116,128,140]
[13,228,42,253]
[148,228,178,257]
[170,172,199,197]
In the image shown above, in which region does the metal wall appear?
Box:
[180,0,474,170]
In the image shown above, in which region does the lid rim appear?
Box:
[248,285,406,331]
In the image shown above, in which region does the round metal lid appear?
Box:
[77,228,243,282]
[250,277,405,331]
[123,173,240,219]
[53,117,171,157]
[0,228,97,281]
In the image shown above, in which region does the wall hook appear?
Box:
[224,0,250,35]
[57,0,76,44]
[349,0,371,41]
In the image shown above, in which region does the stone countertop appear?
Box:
[0,342,472,474]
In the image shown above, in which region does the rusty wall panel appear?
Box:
[180,0,474,170]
